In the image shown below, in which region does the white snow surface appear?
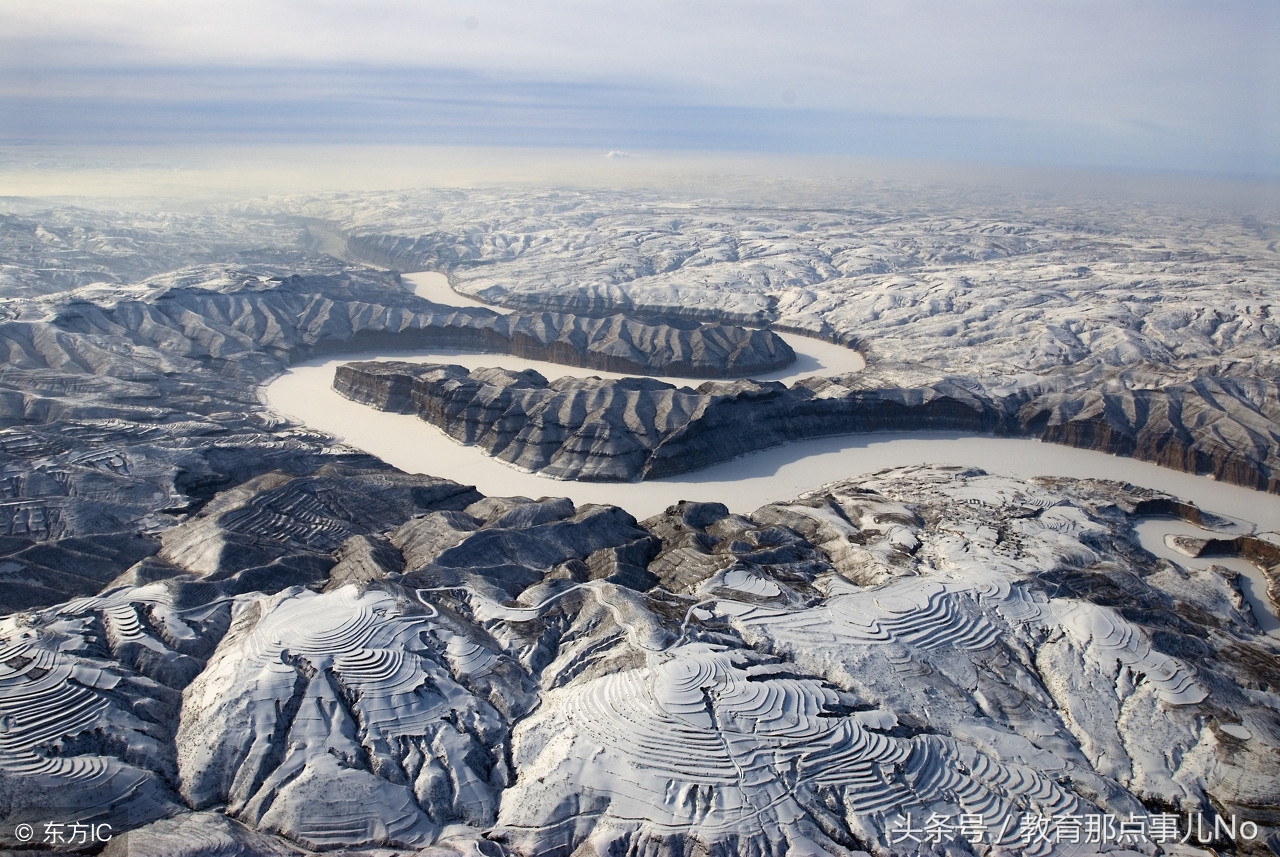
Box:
[492,468,1279,855]
[6,185,1280,855]
[176,585,507,850]
[6,466,1280,855]
[243,185,1280,385]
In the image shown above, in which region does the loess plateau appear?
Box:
[0,184,1278,856]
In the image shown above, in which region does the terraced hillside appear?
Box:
[2,466,1278,855]
[0,188,1277,855]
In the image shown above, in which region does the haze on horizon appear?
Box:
[1,0,1277,190]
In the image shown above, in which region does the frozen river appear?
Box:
[262,272,1280,627]
[400,271,868,384]
[1132,517,1279,637]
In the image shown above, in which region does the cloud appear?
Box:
[1,0,1276,174]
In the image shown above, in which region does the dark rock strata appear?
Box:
[1013,375,1280,493]
[334,361,996,481]
[0,261,788,611]
[337,359,1280,492]
[52,272,793,378]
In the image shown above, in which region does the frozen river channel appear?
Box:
[262,272,1280,630]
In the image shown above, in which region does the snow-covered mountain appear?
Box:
[0,184,1277,855]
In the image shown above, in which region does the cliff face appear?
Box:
[334,361,1000,482]
[1013,376,1280,493]
[336,360,1280,492]
[53,272,793,379]
[0,259,791,612]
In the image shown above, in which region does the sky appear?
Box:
[1,1,1278,178]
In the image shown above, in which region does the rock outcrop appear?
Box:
[336,361,992,481]
[0,254,791,611]
[50,267,792,379]
[1013,374,1280,492]
[336,359,1280,491]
